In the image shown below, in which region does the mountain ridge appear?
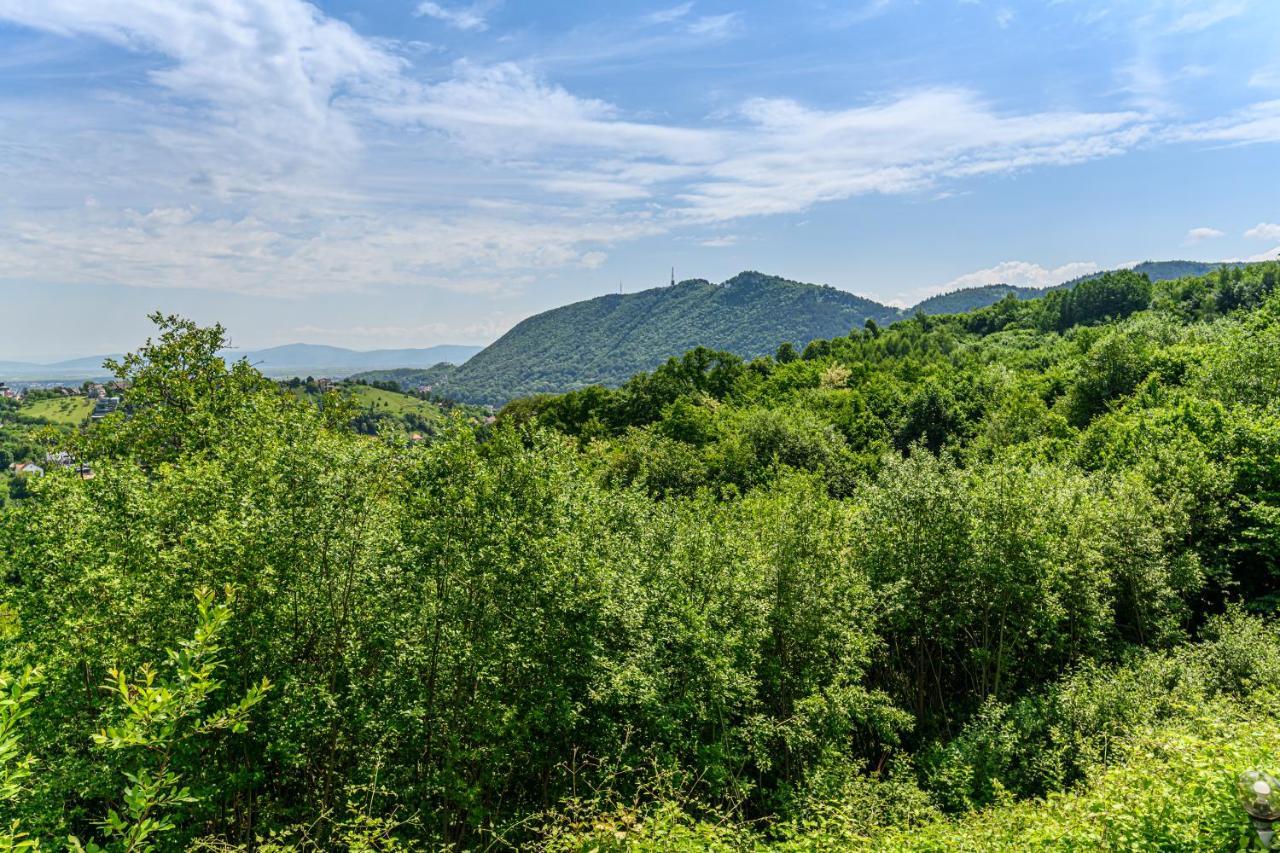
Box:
[1,261,1230,390]
[406,261,1228,405]
[0,343,482,381]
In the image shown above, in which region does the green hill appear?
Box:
[342,384,446,420]
[428,272,901,405]
[286,380,455,436]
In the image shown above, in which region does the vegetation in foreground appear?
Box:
[0,263,1276,849]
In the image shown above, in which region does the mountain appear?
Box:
[0,344,481,382]
[425,272,903,405]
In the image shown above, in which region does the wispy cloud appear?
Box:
[699,235,737,247]
[415,1,494,32]
[1185,226,1225,243]
[686,13,742,38]
[676,90,1149,222]
[641,3,694,25]
[1251,64,1280,89]
[830,0,896,27]
[1166,0,1250,33]
[1172,99,1280,145]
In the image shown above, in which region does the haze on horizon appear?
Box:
[1,0,1278,361]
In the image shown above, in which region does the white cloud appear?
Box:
[1172,99,1280,145]
[995,8,1015,28]
[699,235,737,247]
[0,0,1273,304]
[676,89,1148,222]
[933,260,1101,294]
[1184,226,1225,243]
[415,1,493,32]
[382,62,723,164]
[1251,64,1280,89]
[1245,222,1280,241]
[0,204,647,297]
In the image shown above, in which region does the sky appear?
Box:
[1,0,1278,361]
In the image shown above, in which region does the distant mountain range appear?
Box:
[364,261,1227,405]
[225,343,482,376]
[0,343,482,382]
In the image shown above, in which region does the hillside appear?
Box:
[286,380,457,435]
[19,396,94,426]
[431,272,902,404]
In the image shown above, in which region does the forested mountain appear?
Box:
[2,263,1278,849]
[429,271,901,404]
[404,262,1244,405]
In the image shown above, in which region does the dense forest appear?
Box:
[0,262,1278,850]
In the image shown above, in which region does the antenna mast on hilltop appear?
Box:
[671,266,675,287]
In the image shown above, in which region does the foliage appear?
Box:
[69,587,269,853]
[1,262,1279,849]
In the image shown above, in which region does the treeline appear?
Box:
[0,261,1275,849]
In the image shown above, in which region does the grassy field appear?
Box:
[21,396,94,426]
[289,383,448,423]
[343,384,444,420]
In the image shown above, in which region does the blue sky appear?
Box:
[1,0,1278,360]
